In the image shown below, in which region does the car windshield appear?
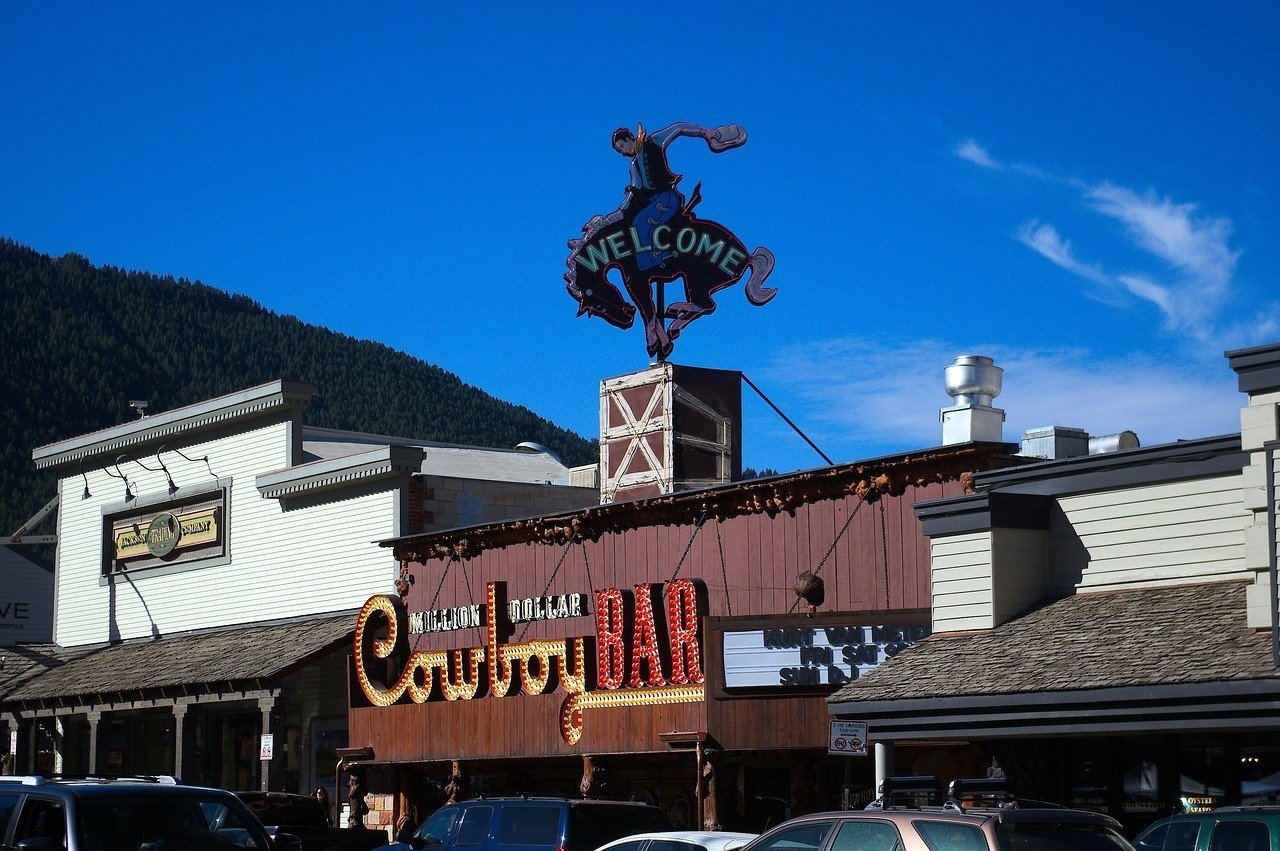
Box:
[77,794,270,851]
[996,822,1134,851]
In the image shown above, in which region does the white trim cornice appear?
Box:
[33,381,316,470]
[255,445,424,499]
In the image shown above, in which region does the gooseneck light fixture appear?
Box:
[103,456,135,502]
[78,458,92,500]
[130,452,179,495]
[157,444,220,490]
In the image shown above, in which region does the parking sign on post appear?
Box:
[829,720,868,756]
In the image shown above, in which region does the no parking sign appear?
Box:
[829,720,868,756]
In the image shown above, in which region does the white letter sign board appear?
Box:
[259,733,274,760]
[829,720,868,756]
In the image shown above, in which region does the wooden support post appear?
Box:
[701,749,721,830]
[86,711,102,775]
[258,696,275,792]
[579,755,607,799]
[694,742,704,826]
[172,702,191,782]
[347,765,369,829]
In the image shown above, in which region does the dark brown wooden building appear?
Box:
[348,442,1016,832]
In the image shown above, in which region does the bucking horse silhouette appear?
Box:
[565,122,776,360]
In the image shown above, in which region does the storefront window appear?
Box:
[1239,734,1280,805]
[1179,738,1227,813]
[1121,742,1164,816]
[220,713,260,791]
[1068,740,1111,814]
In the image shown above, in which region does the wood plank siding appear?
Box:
[351,478,968,763]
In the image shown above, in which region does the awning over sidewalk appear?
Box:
[2,612,353,709]
[827,581,1280,740]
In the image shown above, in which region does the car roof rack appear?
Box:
[0,776,46,786]
[944,778,1013,811]
[943,778,1063,812]
[866,775,943,810]
[13,773,180,785]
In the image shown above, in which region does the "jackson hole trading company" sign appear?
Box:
[112,507,220,561]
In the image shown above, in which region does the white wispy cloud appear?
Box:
[954,138,1001,170]
[764,338,1241,456]
[957,138,1256,343]
[1016,220,1110,285]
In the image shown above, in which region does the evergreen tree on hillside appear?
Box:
[0,239,596,534]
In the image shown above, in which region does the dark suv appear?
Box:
[732,776,1136,851]
[0,774,289,851]
[1134,806,1280,850]
[390,797,672,851]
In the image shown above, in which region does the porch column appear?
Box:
[24,718,37,774]
[172,702,194,782]
[258,696,281,788]
[51,716,66,774]
[874,741,895,795]
[86,710,102,775]
[1,713,17,775]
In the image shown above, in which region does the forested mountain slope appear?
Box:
[0,238,594,534]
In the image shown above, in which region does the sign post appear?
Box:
[830,719,868,810]
[259,733,274,761]
[829,719,869,757]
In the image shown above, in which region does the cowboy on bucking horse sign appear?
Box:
[566,122,776,360]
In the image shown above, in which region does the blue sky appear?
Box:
[3,3,1277,471]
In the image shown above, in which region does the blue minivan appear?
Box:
[391,798,672,851]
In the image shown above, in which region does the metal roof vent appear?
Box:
[1089,431,1140,455]
[1021,426,1090,459]
[941,355,1005,445]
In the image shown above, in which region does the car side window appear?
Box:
[1133,823,1166,850]
[1163,822,1200,851]
[497,805,562,846]
[13,797,66,846]
[456,806,495,847]
[417,806,461,846]
[1208,820,1269,851]
[607,842,648,851]
[754,820,837,851]
[649,841,698,851]
[914,820,987,851]
[830,820,904,851]
[0,794,20,840]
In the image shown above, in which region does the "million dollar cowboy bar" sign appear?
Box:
[354,579,706,744]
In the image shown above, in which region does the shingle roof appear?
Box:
[0,644,88,699]
[830,580,1274,705]
[3,612,354,703]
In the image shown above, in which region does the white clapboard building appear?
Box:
[0,380,596,795]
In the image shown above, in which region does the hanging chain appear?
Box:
[880,500,891,609]
[582,542,595,594]
[518,536,578,641]
[413,557,455,651]
[789,499,864,613]
[668,511,708,584]
[715,519,731,616]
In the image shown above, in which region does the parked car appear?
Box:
[388,797,672,851]
[1134,806,1280,851]
[0,773,299,850]
[594,830,756,851]
[236,791,389,851]
[731,776,1135,851]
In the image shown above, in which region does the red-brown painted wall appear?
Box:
[350,479,965,763]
